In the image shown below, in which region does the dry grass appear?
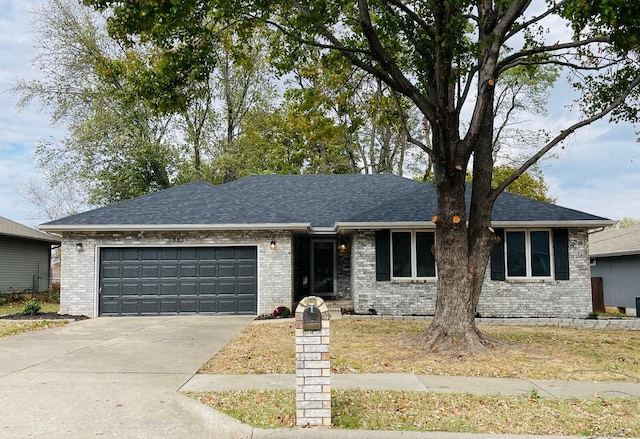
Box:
[0,302,60,316]
[200,318,640,382]
[189,389,640,436]
[0,320,67,338]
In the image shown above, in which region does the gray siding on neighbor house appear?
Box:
[350,228,592,318]
[591,254,640,311]
[0,236,52,293]
[58,230,292,317]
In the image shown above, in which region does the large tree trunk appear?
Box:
[417,48,500,354]
[417,177,497,355]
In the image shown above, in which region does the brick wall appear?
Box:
[59,230,293,317]
[350,228,592,318]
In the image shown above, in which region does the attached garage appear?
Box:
[99,246,257,316]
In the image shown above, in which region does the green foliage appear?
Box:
[615,217,640,229]
[492,166,556,203]
[22,299,42,316]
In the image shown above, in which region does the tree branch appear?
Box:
[497,37,611,74]
[490,73,640,201]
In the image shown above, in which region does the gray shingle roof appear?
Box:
[0,216,61,244]
[40,174,611,231]
[589,225,640,257]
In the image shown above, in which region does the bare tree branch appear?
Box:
[491,73,640,200]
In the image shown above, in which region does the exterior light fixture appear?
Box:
[270,238,277,250]
[75,243,83,252]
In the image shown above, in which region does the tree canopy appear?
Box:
[74,0,640,353]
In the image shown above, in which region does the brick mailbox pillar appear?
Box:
[295,296,331,427]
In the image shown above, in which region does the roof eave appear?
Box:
[490,220,615,228]
[335,222,436,231]
[1,232,61,244]
[38,223,312,232]
[590,249,640,258]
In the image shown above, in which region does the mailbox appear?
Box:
[303,304,322,331]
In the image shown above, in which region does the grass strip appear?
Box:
[0,320,67,338]
[188,389,640,436]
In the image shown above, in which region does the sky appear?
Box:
[1,0,640,229]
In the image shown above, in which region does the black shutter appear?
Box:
[375,230,391,281]
[490,228,505,281]
[553,228,570,280]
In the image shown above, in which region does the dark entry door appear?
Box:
[99,246,257,316]
[311,240,336,296]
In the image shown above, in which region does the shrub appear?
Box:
[22,298,42,315]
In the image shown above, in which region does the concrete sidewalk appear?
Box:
[182,372,640,399]
[181,373,640,439]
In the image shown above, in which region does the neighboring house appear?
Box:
[589,226,640,316]
[39,174,612,318]
[0,216,61,293]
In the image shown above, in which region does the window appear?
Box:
[391,231,435,278]
[505,230,552,278]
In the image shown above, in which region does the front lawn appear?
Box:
[193,319,640,436]
[200,319,640,381]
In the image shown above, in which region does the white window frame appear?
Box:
[504,229,554,280]
[390,230,436,279]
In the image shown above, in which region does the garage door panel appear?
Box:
[140,300,160,314]
[140,283,158,295]
[141,248,160,260]
[101,266,122,279]
[238,263,256,277]
[102,248,122,261]
[199,265,217,277]
[180,265,198,278]
[99,246,257,316]
[217,247,236,260]
[199,299,217,313]
[160,283,178,295]
[161,265,178,278]
[120,300,139,314]
[161,248,179,260]
[218,265,237,277]
[160,300,178,313]
[179,300,197,313]
[121,283,141,296]
[237,298,257,313]
[218,299,236,313]
[237,247,256,259]
[141,265,159,278]
[199,248,217,260]
[179,283,197,295]
[199,282,217,295]
[238,281,257,295]
[218,281,237,295]
[180,248,198,261]
[121,249,140,261]
[121,266,141,279]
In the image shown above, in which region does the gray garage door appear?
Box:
[99,247,257,316]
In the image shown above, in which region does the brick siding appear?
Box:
[350,228,593,318]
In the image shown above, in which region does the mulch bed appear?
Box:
[0,312,89,321]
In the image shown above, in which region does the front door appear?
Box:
[310,240,337,297]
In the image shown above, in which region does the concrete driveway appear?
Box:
[0,316,254,438]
